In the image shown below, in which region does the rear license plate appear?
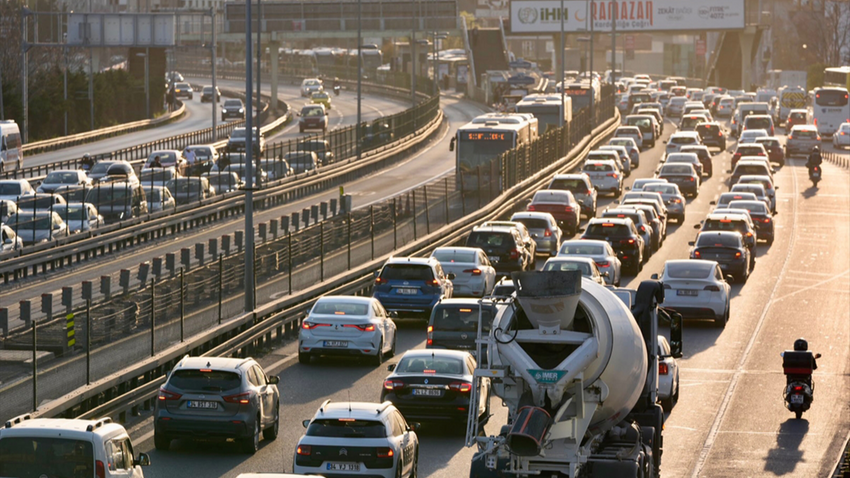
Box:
[396,288,417,295]
[488,256,500,263]
[720,263,728,269]
[187,401,217,409]
[790,394,804,404]
[677,289,699,296]
[323,340,349,347]
[412,389,442,397]
[327,463,360,472]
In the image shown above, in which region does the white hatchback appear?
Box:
[298,296,398,365]
[833,122,850,149]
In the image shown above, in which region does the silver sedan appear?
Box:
[557,239,622,286]
[642,182,686,223]
[430,247,497,298]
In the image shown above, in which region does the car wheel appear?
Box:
[154,432,171,451]
[410,447,419,478]
[767,236,774,245]
[661,392,674,412]
[388,334,397,358]
[395,458,404,478]
[678,214,686,224]
[241,418,260,454]
[298,351,311,364]
[371,340,384,366]
[263,402,280,440]
[714,305,728,328]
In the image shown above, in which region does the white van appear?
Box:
[0,415,151,477]
[0,120,23,172]
[731,102,770,137]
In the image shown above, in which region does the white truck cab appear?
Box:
[0,414,150,477]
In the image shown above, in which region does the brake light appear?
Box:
[621,238,636,245]
[658,362,669,375]
[223,392,251,404]
[428,279,440,286]
[587,190,593,195]
[375,277,387,285]
[302,321,330,330]
[762,218,771,223]
[527,204,536,211]
[787,135,793,140]
[595,261,609,267]
[544,229,552,237]
[688,177,695,181]
[449,381,472,393]
[509,248,520,260]
[704,285,721,291]
[383,380,405,390]
[463,268,482,276]
[817,136,822,141]
[793,386,804,392]
[814,118,818,126]
[344,324,376,332]
[96,461,106,478]
[158,388,182,401]
[297,445,312,455]
[427,325,433,345]
[606,173,619,179]
[735,252,742,258]
[694,251,701,258]
[718,131,723,137]
[639,225,646,232]
[377,447,394,458]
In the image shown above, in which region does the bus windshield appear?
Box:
[516,105,562,133]
[457,132,515,172]
[564,89,592,112]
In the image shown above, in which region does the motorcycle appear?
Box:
[333,85,340,96]
[782,352,821,419]
[809,165,821,186]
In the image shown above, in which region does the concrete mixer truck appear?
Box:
[466,270,683,478]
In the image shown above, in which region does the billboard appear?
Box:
[510,0,745,33]
[67,14,176,46]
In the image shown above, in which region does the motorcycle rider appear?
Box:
[80,153,95,171]
[806,145,823,175]
[781,338,818,387]
[333,77,341,95]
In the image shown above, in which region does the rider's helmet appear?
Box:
[793,338,809,351]
[83,153,91,161]
[812,145,820,153]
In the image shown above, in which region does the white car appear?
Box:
[0,179,35,202]
[738,128,769,144]
[510,212,562,256]
[52,202,103,233]
[298,296,398,365]
[653,259,731,328]
[0,416,150,477]
[642,182,686,223]
[0,223,23,251]
[657,335,680,412]
[36,169,90,194]
[557,239,622,286]
[542,256,606,285]
[630,178,667,191]
[833,122,850,149]
[607,137,641,166]
[598,145,632,175]
[613,126,644,151]
[300,78,324,97]
[664,131,702,157]
[430,247,496,297]
[294,401,419,478]
[580,159,622,197]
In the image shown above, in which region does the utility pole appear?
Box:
[411,0,417,108]
[611,2,616,81]
[560,0,565,127]
[244,0,255,312]
[256,0,261,126]
[357,0,362,161]
[589,0,595,125]
[211,8,217,136]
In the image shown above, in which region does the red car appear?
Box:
[527,189,581,235]
[785,109,808,131]
[754,137,786,166]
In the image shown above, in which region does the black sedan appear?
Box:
[689,231,751,283]
[381,349,489,427]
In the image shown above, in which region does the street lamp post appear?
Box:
[589,0,595,125]
[135,50,150,119]
[357,0,362,161]
[411,0,418,108]
[560,0,565,127]
[244,0,255,312]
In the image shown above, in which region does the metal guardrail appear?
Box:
[5,92,618,424]
[21,103,188,157]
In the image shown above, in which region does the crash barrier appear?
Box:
[0,90,616,423]
[0,79,438,274]
[823,150,850,169]
[20,102,188,157]
[833,432,850,478]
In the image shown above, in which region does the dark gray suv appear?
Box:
[154,356,280,454]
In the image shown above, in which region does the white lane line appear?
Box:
[770,270,850,302]
[689,157,801,478]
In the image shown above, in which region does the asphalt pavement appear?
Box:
[123,115,849,478]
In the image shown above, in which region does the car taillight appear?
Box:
[694,251,701,258]
[527,204,536,211]
[383,380,405,390]
[428,279,440,286]
[223,392,251,404]
[96,460,106,478]
[158,388,182,401]
[792,386,804,392]
[814,118,818,126]
[787,135,793,140]
[427,325,433,345]
[595,261,609,267]
[659,362,669,375]
[297,445,312,455]
[817,136,822,141]
[587,190,594,195]
[302,321,330,330]
[718,131,723,136]
[377,447,394,458]
[704,285,721,291]
[509,248,520,260]
[375,277,387,285]
[606,173,619,178]
[544,229,552,237]
[735,252,742,258]
[463,268,482,276]
[762,218,771,223]
[344,324,376,332]
[564,206,574,212]
[449,381,472,393]
[621,238,636,245]
[688,177,695,181]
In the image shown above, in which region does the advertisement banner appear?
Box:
[509,0,745,33]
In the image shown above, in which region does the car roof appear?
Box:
[670,131,701,138]
[400,348,471,360]
[0,417,126,440]
[511,211,556,221]
[790,124,817,131]
[562,239,610,247]
[175,356,250,370]
[385,256,437,265]
[435,298,495,308]
[546,256,595,265]
[552,173,590,180]
[706,212,749,220]
[433,246,483,253]
[697,231,742,239]
[588,217,632,226]
[315,295,374,305]
[317,401,395,420]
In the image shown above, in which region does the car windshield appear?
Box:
[168,180,202,193]
[54,206,87,220]
[432,250,477,264]
[11,215,53,229]
[737,146,764,155]
[697,234,740,247]
[661,165,693,175]
[302,107,325,117]
[728,201,768,214]
[169,369,241,392]
[514,217,550,229]
[704,218,746,232]
[756,139,779,148]
[145,190,163,202]
[793,129,818,139]
[17,197,57,210]
[44,172,79,184]
[396,356,464,374]
[298,141,329,152]
[548,178,587,192]
[586,223,630,237]
[544,260,592,275]
[206,175,239,186]
[89,162,114,175]
[0,437,94,478]
[149,152,177,165]
[379,264,434,281]
[140,171,172,181]
[467,232,511,248]
[85,187,131,204]
[664,262,713,279]
[312,93,328,99]
[582,162,614,172]
[303,79,320,86]
[643,184,676,194]
[560,244,604,255]
[670,136,697,145]
[307,419,386,438]
[432,307,492,332]
[224,100,242,107]
[312,301,370,315]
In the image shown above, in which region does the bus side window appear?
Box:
[1,136,6,152]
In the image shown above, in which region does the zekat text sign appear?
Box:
[510,0,745,33]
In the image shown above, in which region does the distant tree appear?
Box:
[789,0,850,67]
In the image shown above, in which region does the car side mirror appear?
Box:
[389,311,399,319]
[625,186,631,190]
[774,186,779,190]
[693,224,701,229]
[577,227,585,233]
[687,241,695,246]
[268,375,280,385]
[725,274,735,282]
[4,238,13,245]
[447,273,456,280]
[709,200,716,205]
[302,419,311,428]
[771,168,776,174]
[662,140,667,144]
[815,353,822,359]
[387,364,396,372]
[407,422,421,432]
[726,169,732,173]
[650,273,659,280]
[135,453,151,467]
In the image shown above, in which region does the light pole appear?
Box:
[357,0,362,161]
[411,0,418,108]
[244,0,255,312]
[135,50,150,119]
[432,31,448,92]
[256,0,262,126]
[560,0,565,127]
[589,0,594,125]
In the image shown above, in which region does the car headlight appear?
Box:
[239,108,244,113]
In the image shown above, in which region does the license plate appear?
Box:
[488,256,500,263]
[720,263,728,269]
[677,289,699,296]
[395,288,417,295]
[187,401,217,409]
[412,389,442,397]
[327,463,360,472]
[323,340,348,347]
[790,394,804,404]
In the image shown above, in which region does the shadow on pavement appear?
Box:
[763,418,809,475]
